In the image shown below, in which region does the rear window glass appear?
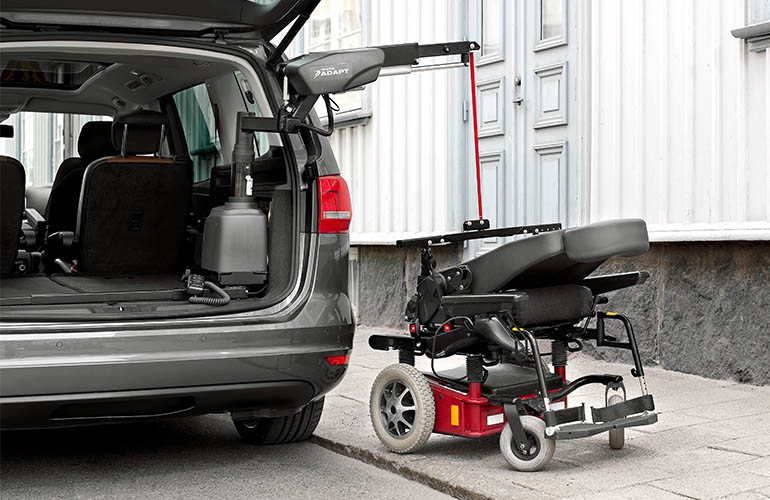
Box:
[173,84,223,183]
[0,60,108,90]
[0,112,110,188]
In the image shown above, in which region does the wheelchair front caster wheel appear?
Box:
[370,363,435,454]
[607,393,625,449]
[499,415,555,472]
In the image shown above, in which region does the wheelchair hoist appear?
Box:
[367,45,657,472]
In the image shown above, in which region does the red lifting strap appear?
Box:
[469,52,483,220]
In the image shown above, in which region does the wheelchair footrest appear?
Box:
[550,411,658,440]
[592,394,655,423]
[544,394,656,440]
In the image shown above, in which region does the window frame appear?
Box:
[477,0,505,66]
[534,0,568,52]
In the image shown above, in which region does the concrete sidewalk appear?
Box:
[313,326,770,500]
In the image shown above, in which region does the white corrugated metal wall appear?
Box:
[328,0,469,244]
[590,0,769,241]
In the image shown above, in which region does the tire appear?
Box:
[607,394,625,450]
[369,363,435,454]
[499,415,556,472]
[233,397,324,445]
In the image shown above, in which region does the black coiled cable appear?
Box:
[189,281,231,306]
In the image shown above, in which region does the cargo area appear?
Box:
[0,41,304,319]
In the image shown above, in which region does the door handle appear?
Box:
[513,75,523,105]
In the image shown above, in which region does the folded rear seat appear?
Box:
[75,110,192,274]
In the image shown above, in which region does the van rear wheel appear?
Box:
[233,397,324,445]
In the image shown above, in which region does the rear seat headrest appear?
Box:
[78,121,118,163]
[111,110,169,156]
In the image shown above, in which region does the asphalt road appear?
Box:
[0,414,451,500]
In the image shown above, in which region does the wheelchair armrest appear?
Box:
[23,208,47,248]
[580,271,650,295]
[25,207,45,230]
[440,293,527,317]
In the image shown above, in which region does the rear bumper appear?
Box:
[0,343,352,429]
[0,380,317,429]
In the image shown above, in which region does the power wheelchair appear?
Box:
[368,219,657,471]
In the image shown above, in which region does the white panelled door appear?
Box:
[467,0,588,256]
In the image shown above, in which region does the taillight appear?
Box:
[318,174,352,234]
[325,354,349,366]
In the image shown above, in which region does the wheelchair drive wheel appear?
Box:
[607,393,626,449]
[499,415,555,472]
[370,363,435,454]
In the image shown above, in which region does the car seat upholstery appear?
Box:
[1,156,25,274]
[76,110,192,274]
[46,121,117,234]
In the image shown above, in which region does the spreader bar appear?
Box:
[376,41,479,67]
[395,223,562,248]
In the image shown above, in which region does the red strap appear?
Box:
[469,52,483,220]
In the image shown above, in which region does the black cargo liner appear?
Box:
[0,274,185,305]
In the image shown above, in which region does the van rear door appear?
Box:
[0,0,318,41]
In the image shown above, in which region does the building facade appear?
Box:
[308,0,770,384]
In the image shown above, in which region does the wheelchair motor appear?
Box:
[368,218,658,472]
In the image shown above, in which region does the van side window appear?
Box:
[173,84,222,182]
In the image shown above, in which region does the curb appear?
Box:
[310,434,493,500]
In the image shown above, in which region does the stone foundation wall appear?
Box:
[353,241,770,385]
[355,244,464,329]
[592,242,770,385]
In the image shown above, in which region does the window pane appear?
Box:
[340,33,362,49]
[749,0,770,23]
[309,0,332,47]
[173,84,222,182]
[541,0,564,40]
[482,0,501,58]
[0,112,109,188]
[306,0,366,117]
[0,59,108,91]
[338,0,361,36]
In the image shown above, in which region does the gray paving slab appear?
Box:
[651,469,770,499]
[572,484,691,500]
[713,434,770,457]
[739,457,770,477]
[313,326,770,500]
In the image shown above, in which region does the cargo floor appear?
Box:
[0,274,184,305]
